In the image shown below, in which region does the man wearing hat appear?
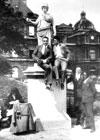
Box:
[27,3,55,46]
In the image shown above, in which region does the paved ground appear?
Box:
[70,115,100,140]
[0,128,70,140]
[0,76,100,140]
[0,116,100,140]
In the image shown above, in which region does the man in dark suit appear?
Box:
[81,70,97,132]
[32,36,53,89]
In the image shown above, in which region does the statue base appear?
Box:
[25,64,71,131]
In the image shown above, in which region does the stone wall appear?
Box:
[8,58,34,80]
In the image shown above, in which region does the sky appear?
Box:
[27,0,100,31]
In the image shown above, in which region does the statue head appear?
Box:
[41,3,49,13]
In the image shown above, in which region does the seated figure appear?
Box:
[5,87,24,110]
[0,87,24,129]
[52,36,71,89]
[32,36,53,89]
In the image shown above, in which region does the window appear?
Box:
[29,26,35,36]
[89,50,96,60]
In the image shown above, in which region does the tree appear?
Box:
[0,55,12,75]
[0,0,31,56]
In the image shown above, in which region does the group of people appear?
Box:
[26,3,98,133]
[75,69,97,133]
[27,3,71,90]
[32,36,70,90]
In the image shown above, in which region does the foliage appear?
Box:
[0,55,12,75]
[0,0,29,56]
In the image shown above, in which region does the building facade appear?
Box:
[56,23,73,43]
[56,11,100,75]
[67,11,100,75]
[7,0,38,58]
[56,11,100,115]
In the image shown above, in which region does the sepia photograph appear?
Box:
[0,0,100,139]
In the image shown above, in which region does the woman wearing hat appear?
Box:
[27,3,55,46]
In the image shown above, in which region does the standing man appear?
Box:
[27,3,55,45]
[75,73,84,125]
[81,70,97,132]
[53,37,71,89]
[75,72,87,125]
[32,36,53,89]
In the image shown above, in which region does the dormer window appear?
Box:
[89,50,96,60]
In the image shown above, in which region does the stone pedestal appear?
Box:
[24,63,71,131]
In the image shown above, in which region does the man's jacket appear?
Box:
[32,45,52,64]
[82,77,96,103]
